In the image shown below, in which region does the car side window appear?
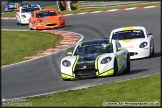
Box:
[116,42,118,52]
[116,41,122,52]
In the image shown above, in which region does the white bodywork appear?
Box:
[109,26,154,59]
[16,5,41,25]
[60,39,129,79]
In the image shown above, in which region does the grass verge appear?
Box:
[2,30,63,66]
[2,2,160,17]
[26,74,161,107]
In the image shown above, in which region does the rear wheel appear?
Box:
[113,59,118,76]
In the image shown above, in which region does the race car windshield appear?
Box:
[112,29,145,40]
[21,7,40,13]
[74,43,113,55]
[36,11,57,18]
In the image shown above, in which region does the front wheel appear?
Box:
[149,45,154,58]
[62,78,71,81]
[152,45,154,56]
[16,20,19,25]
[113,59,118,76]
[29,22,33,30]
[124,54,130,73]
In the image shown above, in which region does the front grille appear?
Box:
[129,52,138,56]
[74,69,96,78]
[45,23,57,26]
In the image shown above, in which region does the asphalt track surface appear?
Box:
[1,7,161,98]
[1,1,56,13]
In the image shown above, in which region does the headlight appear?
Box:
[100,57,112,64]
[21,15,26,18]
[62,60,71,67]
[139,42,148,48]
[59,17,63,21]
[37,19,43,23]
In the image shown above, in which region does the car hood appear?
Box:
[40,16,61,23]
[21,12,32,17]
[118,38,146,48]
[75,53,101,69]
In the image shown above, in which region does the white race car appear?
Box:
[16,4,41,25]
[60,39,130,81]
[109,26,154,59]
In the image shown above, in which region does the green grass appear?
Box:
[2,2,160,17]
[1,30,63,66]
[26,74,161,107]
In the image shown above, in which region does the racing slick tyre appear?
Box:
[113,59,118,76]
[19,20,23,26]
[33,23,37,30]
[62,78,71,81]
[152,45,154,56]
[149,45,154,58]
[16,18,20,25]
[124,54,130,73]
[16,21,19,25]
[29,22,33,30]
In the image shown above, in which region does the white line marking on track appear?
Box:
[125,7,136,10]
[144,6,156,8]
[108,9,119,11]
[91,11,101,13]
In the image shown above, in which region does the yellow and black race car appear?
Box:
[60,39,130,81]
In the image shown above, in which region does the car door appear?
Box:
[116,41,126,71]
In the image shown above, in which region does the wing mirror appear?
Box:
[67,51,72,55]
[148,33,152,35]
[118,47,122,51]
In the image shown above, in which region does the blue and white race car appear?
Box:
[4,0,27,12]
[60,39,130,81]
[16,4,42,25]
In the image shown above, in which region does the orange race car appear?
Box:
[28,9,65,30]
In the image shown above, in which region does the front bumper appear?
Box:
[61,68,114,80]
[20,18,29,24]
[36,22,65,29]
[127,47,150,59]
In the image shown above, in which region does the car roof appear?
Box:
[35,9,55,12]
[30,4,38,6]
[21,4,39,8]
[81,39,110,46]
